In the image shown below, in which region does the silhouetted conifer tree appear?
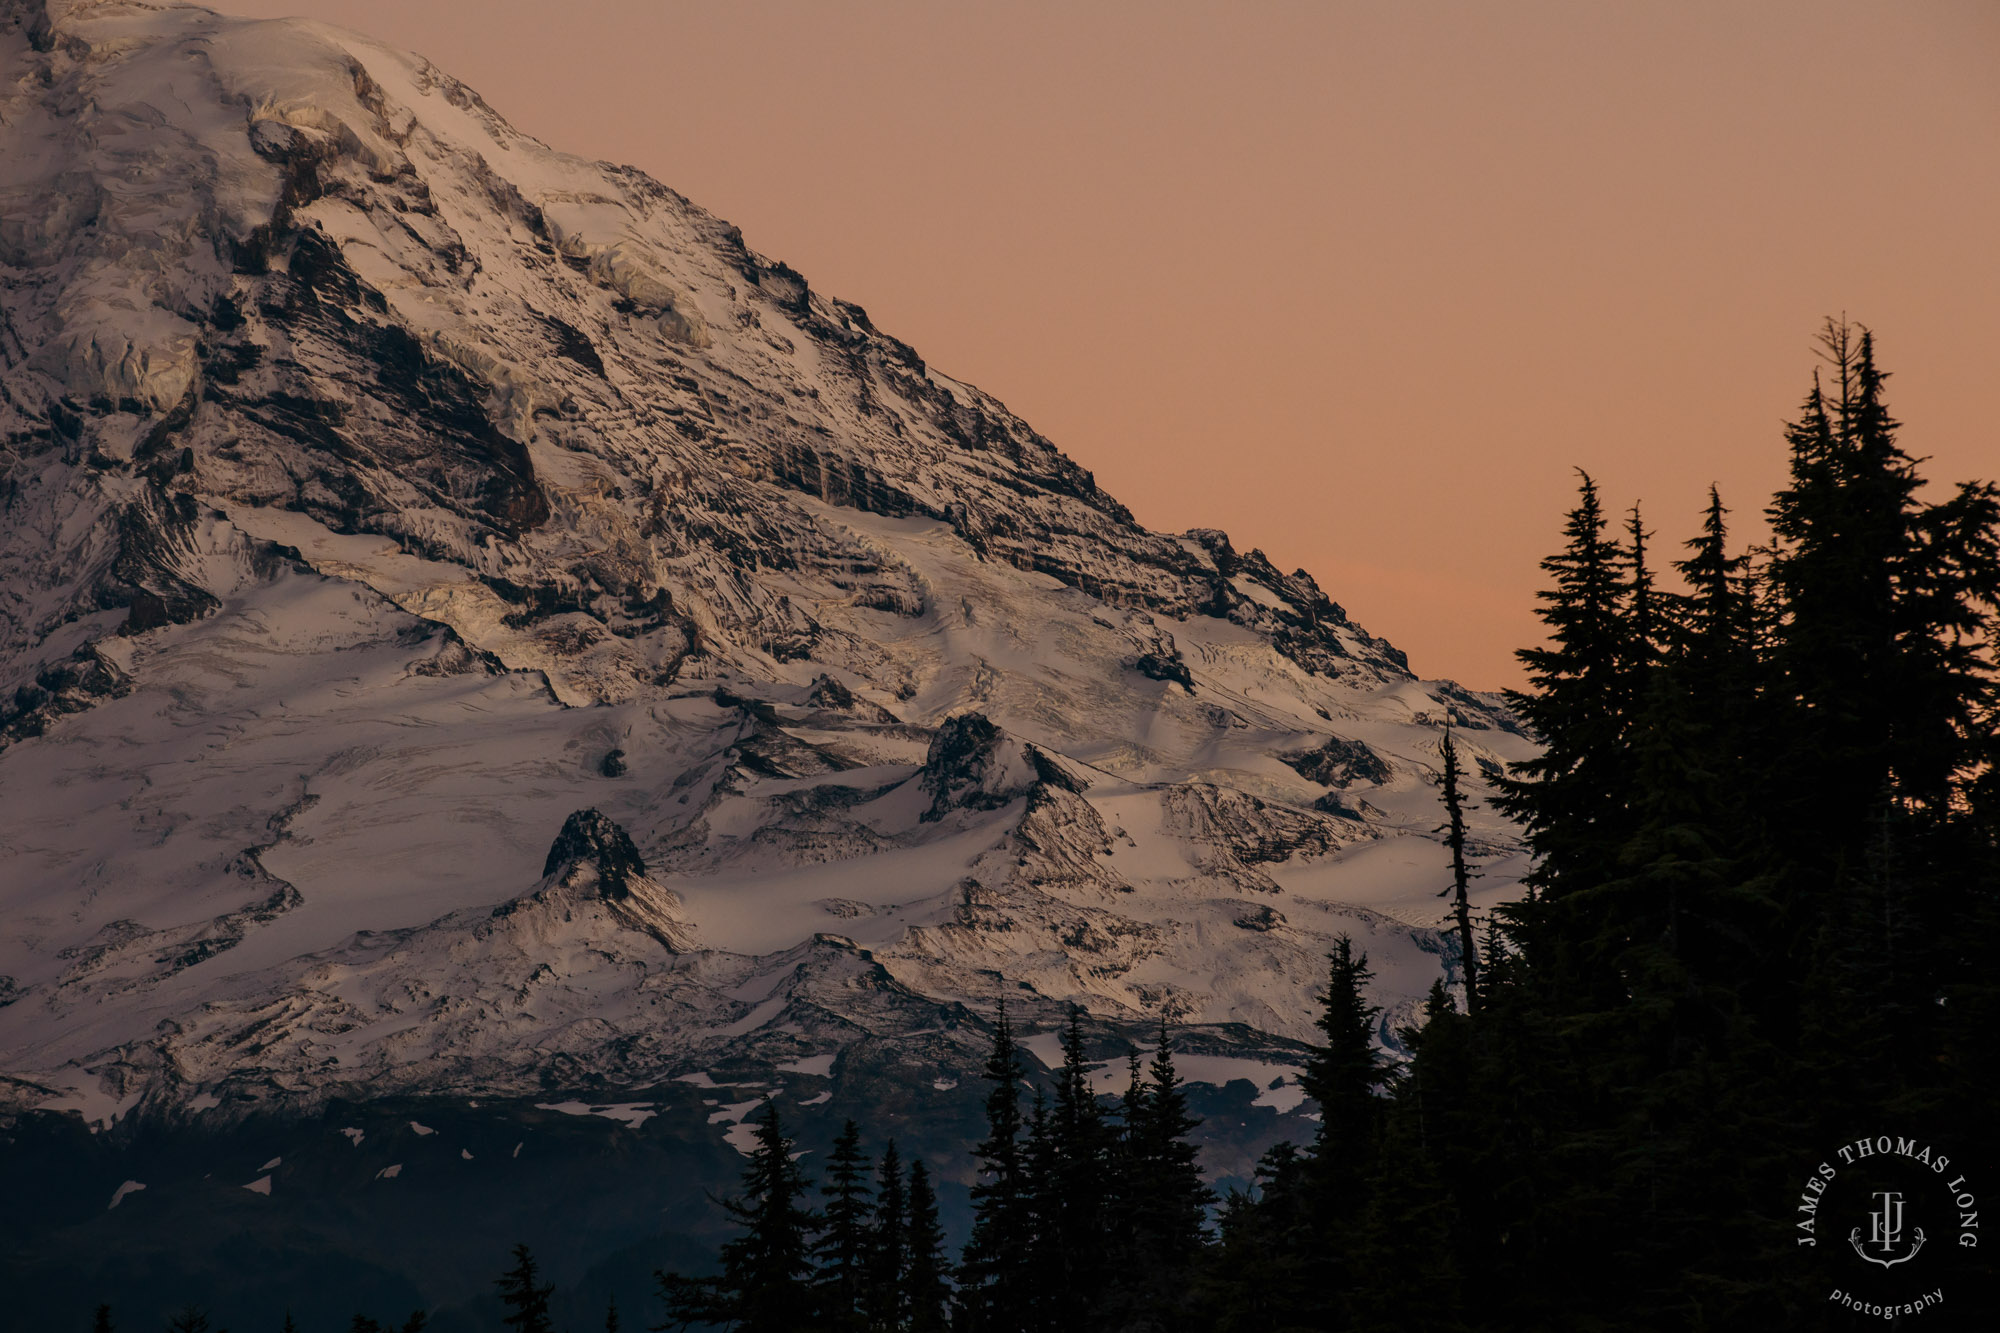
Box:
[862,1141,907,1333]
[904,1160,954,1333]
[496,1245,555,1333]
[1435,726,1480,1010]
[1047,1008,1112,1322]
[957,1000,1032,1332]
[656,1101,819,1333]
[814,1120,873,1330]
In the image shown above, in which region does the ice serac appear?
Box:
[0,0,1535,1122]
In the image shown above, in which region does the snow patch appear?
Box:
[534,1100,658,1129]
[107,1181,146,1210]
[244,1175,272,1195]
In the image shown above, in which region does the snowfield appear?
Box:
[0,0,1533,1128]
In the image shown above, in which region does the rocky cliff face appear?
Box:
[0,0,1532,1139]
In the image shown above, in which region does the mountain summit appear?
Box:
[0,0,1528,1127]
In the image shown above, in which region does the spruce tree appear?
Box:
[957,1000,1032,1332]
[904,1160,954,1333]
[862,1141,907,1333]
[1113,1023,1215,1328]
[1019,1087,1060,1333]
[496,1245,555,1333]
[1301,935,1387,1159]
[1047,1007,1112,1322]
[813,1120,873,1331]
[657,1099,820,1333]
[1351,985,1466,1333]
[1496,472,1632,872]
[1296,935,1389,1324]
[1194,1144,1314,1332]
[92,1307,113,1333]
[1435,725,1481,1011]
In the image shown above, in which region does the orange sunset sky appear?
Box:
[220,0,2000,690]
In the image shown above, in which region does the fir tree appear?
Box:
[92,1306,113,1333]
[496,1245,555,1333]
[1019,1087,1059,1333]
[1435,725,1481,1011]
[1351,985,1466,1333]
[1296,935,1390,1323]
[1046,1007,1112,1321]
[813,1120,874,1331]
[1494,469,1641,1005]
[1301,935,1387,1160]
[1194,1144,1315,1332]
[164,1311,211,1333]
[956,1000,1032,1332]
[862,1141,907,1333]
[657,1100,820,1333]
[904,1160,954,1333]
[1113,1024,1215,1328]
[604,1302,619,1333]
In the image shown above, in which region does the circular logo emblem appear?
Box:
[1796,1134,1980,1319]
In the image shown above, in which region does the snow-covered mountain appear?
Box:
[0,0,1531,1140]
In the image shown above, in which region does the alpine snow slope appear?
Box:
[0,0,1529,1187]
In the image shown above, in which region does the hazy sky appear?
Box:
[218,0,1999,689]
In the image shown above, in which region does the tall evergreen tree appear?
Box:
[814,1120,874,1331]
[1435,726,1481,1011]
[657,1100,820,1333]
[904,1161,954,1333]
[1296,935,1390,1323]
[496,1245,555,1333]
[1046,1007,1113,1323]
[862,1141,907,1333]
[1194,1144,1315,1332]
[1494,470,1642,1003]
[1301,935,1387,1160]
[92,1306,113,1333]
[1111,1023,1216,1328]
[1351,983,1466,1333]
[957,1000,1032,1332]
